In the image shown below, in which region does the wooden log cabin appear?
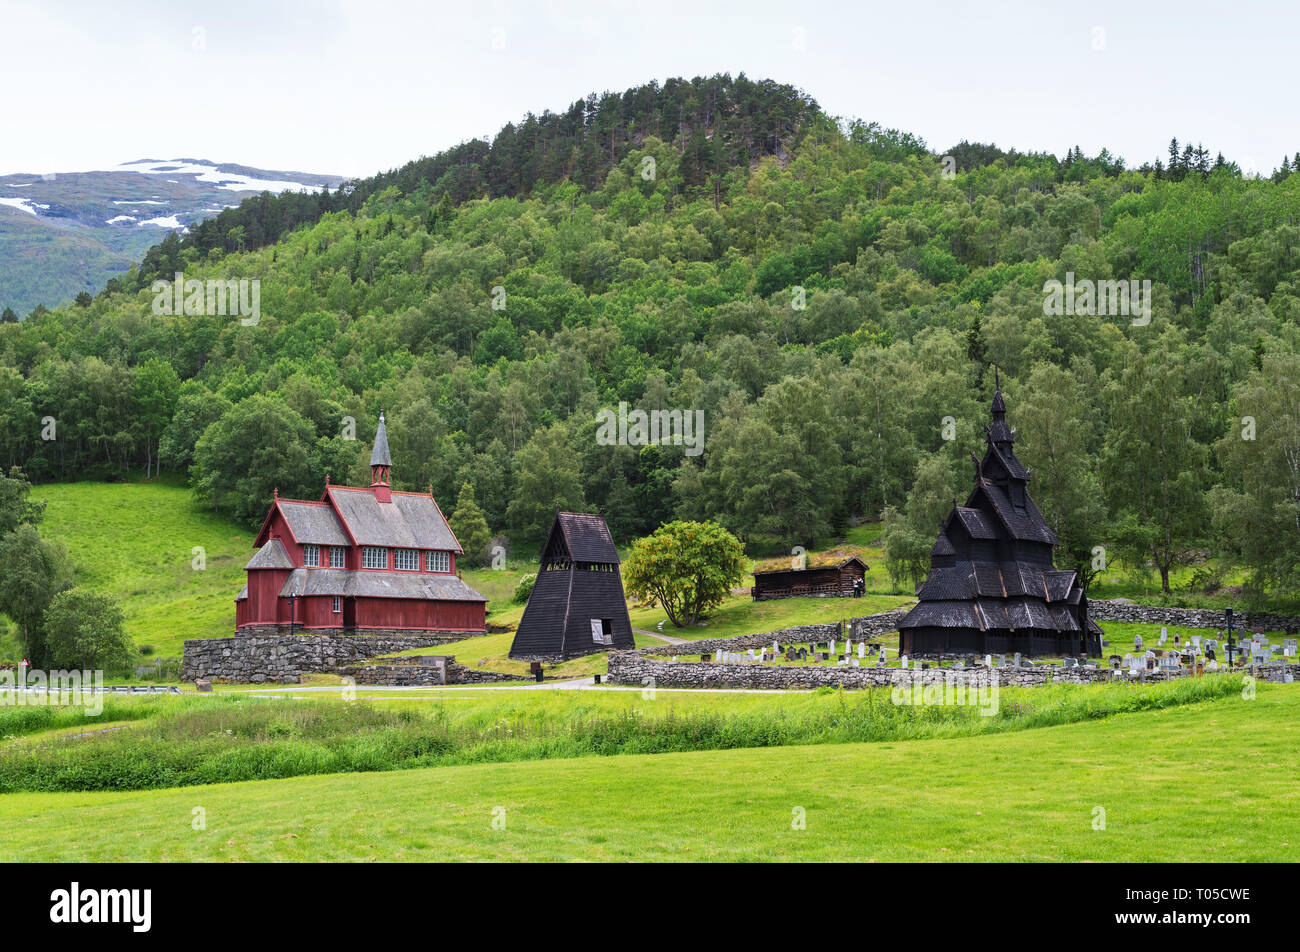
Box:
[751,553,868,601]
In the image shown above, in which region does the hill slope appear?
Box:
[4,75,1300,604]
[33,481,252,655]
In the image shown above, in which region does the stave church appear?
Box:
[897,380,1103,658]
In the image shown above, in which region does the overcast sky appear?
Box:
[2,0,1295,178]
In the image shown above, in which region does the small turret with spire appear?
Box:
[371,412,393,503]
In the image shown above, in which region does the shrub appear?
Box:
[513,573,536,603]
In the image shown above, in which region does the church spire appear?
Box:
[370,412,392,503]
[987,369,1014,449]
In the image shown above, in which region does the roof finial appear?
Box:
[273,487,278,499]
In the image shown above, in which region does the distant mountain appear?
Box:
[0,159,345,314]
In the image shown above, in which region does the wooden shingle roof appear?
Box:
[277,501,350,547]
[554,512,620,563]
[278,568,486,601]
[327,487,461,552]
[245,538,293,570]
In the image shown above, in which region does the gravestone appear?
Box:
[195,680,212,693]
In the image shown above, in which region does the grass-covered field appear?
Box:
[34,479,253,656]
[0,675,1251,793]
[1,684,1293,861]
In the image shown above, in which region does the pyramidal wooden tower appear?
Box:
[897,380,1103,658]
[508,512,635,659]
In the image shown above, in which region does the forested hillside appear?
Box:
[3,74,1300,602]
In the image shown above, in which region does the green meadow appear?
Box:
[1,684,1293,862]
[33,479,253,657]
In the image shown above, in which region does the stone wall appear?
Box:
[339,658,523,686]
[639,623,842,658]
[607,653,1298,691]
[849,608,911,640]
[1089,600,1300,632]
[181,633,466,683]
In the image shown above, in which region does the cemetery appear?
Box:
[607,603,1300,692]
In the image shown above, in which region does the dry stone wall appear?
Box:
[1089,600,1300,632]
[181,634,465,683]
[340,658,522,686]
[608,653,1297,690]
[640,623,841,657]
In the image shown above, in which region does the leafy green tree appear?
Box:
[449,481,493,567]
[44,588,131,671]
[191,395,318,526]
[1101,336,1209,592]
[159,384,231,472]
[506,424,585,546]
[881,452,959,591]
[133,358,180,479]
[0,466,44,536]
[1208,353,1300,592]
[623,520,745,627]
[1014,363,1106,584]
[0,524,72,664]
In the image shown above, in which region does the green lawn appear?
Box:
[34,479,253,656]
[2,686,1294,861]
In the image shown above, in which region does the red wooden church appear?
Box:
[234,414,487,636]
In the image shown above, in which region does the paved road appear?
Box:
[634,627,689,645]
[236,679,807,696]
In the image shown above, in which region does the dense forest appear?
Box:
[3,74,1300,603]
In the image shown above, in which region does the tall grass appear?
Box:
[0,675,1247,793]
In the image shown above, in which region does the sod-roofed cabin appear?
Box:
[751,549,868,601]
[508,511,635,659]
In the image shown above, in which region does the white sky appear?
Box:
[1,0,1296,179]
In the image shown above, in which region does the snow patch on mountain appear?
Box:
[111,159,322,194]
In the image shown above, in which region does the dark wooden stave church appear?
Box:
[508,512,635,659]
[898,383,1103,658]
